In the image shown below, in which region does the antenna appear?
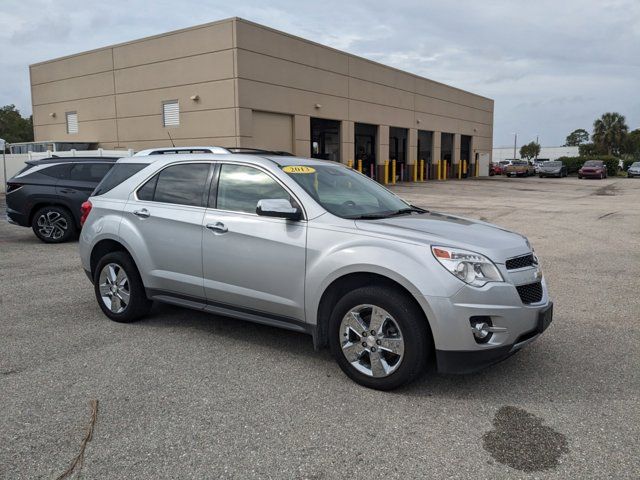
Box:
[166,131,176,147]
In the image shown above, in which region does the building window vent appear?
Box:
[163,101,180,127]
[66,112,78,134]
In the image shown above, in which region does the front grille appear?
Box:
[516,282,543,304]
[506,254,535,270]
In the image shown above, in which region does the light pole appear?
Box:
[512,133,518,160]
[535,135,539,161]
[0,138,6,192]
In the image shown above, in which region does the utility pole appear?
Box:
[0,138,7,192]
[535,135,539,161]
[513,133,518,160]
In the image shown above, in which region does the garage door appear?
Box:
[249,111,293,153]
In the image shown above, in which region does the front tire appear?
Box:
[329,286,431,390]
[93,251,152,323]
[31,206,76,243]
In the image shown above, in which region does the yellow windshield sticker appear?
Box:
[283,166,316,174]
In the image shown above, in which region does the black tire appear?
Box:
[31,206,76,243]
[539,174,543,178]
[93,251,152,323]
[329,286,431,390]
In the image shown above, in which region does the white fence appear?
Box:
[1,149,133,193]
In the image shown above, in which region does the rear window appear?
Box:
[41,164,71,179]
[70,163,113,183]
[92,163,148,196]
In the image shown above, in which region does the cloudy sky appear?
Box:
[1,0,638,146]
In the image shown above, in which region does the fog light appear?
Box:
[472,322,491,341]
[469,316,496,344]
[469,316,508,344]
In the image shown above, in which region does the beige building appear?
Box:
[30,17,494,180]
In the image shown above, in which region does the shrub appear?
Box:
[556,155,619,175]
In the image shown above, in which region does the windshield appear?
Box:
[511,161,527,166]
[546,161,562,167]
[631,162,640,168]
[583,160,602,167]
[282,164,412,219]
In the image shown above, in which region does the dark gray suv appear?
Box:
[5,157,118,243]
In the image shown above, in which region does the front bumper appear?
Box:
[436,302,553,373]
[417,274,553,374]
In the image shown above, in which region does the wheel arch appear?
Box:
[90,238,134,278]
[313,271,434,352]
[29,201,76,227]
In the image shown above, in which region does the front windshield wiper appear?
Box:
[389,206,428,216]
[350,213,392,220]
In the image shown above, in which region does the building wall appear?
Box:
[30,17,493,172]
[30,19,238,151]
[233,19,493,164]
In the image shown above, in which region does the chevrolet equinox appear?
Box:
[79,153,553,390]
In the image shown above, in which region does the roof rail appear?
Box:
[133,146,230,156]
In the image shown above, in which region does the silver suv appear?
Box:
[79,153,553,390]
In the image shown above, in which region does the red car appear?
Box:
[489,163,502,176]
[578,160,607,179]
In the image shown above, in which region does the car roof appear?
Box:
[133,146,230,156]
[115,153,340,169]
[26,156,119,165]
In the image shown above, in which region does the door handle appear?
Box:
[206,222,228,233]
[133,208,150,218]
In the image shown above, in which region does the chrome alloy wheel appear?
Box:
[98,263,131,314]
[36,211,68,240]
[339,304,405,378]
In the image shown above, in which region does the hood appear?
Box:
[355,211,531,263]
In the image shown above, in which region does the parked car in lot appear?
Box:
[627,162,640,178]
[79,152,553,390]
[5,157,118,243]
[504,160,535,177]
[538,161,568,178]
[578,160,607,179]
[489,163,502,176]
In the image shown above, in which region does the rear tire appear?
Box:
[31,206,76,243]
[93,251,152,323]
[329,286,431,390]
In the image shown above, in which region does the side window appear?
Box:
[41,164,71,179]
[137,163,209,207]
[69,163,113,183]
[216,164,291,214]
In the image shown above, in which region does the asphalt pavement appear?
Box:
[1,176,638,479]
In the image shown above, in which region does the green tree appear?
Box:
[592,112,628,155]
[622,129,640,157]
[565,128,589,146]
[519,141,541,161]
[0,105,33,148]
[579,142,603,156]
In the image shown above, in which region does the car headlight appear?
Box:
[432,246,504,287]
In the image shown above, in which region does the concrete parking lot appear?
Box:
[1,176,638,479]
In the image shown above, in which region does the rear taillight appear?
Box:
[80,201,92,227]
[6,182,23,193]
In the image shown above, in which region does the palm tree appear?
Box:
[592,112,628,156]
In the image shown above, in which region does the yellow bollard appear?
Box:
[384,160,389,185]
[347,159,353,169]
[444,160,448,180]
[437,160,441,180]
[391,160,396,184]
[420,159,425,181]
[475,161,479,177]
[463,160,467,176]
[458,162,462,179]
[357,159,362,173]
[412,162,417,182]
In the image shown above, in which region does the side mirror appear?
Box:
[256,199,302,221]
